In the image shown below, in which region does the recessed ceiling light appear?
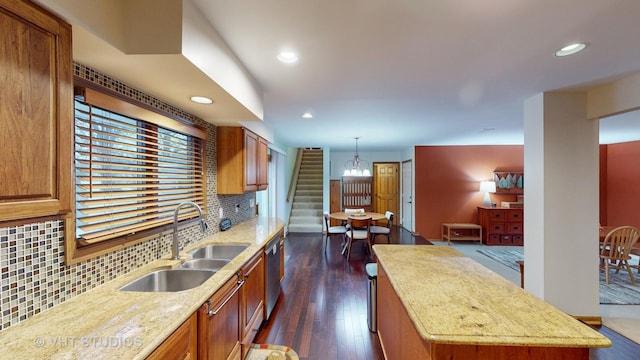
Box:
[302,112,313,119]
[190,96,213,104]
[555,42,588,57]
[277,51,298,64]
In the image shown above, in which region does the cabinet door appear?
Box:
[244,130,258,192]
[507,222,523,234]
[256,136,269,190]
[199,274,242,360]
[0,0,73,222]
[241,252,265,357]
[488,221,506,234]
[147,313,197,360]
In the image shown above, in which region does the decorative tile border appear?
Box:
[0,63,254,331]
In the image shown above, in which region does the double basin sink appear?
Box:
[119,244,249,292]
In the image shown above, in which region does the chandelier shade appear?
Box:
[344,137,370,176]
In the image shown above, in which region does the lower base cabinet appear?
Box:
[377,264,590,359]
[147,312,198,360]
[198,274,243,360]
[241,252,265,358]
[150,247,270,360]
[477,207,524,246]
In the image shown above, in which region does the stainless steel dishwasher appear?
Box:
[264,234,281,320]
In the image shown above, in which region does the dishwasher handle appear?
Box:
[207,278,244,317]
[264,240,279,255]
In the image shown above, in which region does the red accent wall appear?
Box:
[413,142,639,240]
[605,141,640,229]
[415,146,524,240]
[599,145,608,225]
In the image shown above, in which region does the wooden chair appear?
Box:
[345,217,372,261]
[599,225,640,284]
[343,208,365,229]
[370,211,393,245]
[323,212,347,253]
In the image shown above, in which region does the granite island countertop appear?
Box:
[373,245,611,348]
[0,216,284,359]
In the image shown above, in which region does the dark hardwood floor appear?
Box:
[256,227,640,359]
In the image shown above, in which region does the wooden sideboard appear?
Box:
[477,206,523,245]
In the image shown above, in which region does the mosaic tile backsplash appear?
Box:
[0,63,256,331]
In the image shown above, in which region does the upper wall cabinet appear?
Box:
[217,127,269,194]
[0,0,73,222]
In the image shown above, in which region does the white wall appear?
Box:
[524,91,600,316]
[329,151,403,179]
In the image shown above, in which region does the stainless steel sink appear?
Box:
[181,258,230,270]
[189,244,249,260]
[119,269,216,292]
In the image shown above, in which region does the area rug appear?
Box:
[246,344,299,360]
[476,249,640,305]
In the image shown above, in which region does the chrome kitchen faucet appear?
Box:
[172,201,207,260]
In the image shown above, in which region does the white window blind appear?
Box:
[74,96,206,245]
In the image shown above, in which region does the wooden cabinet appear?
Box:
[257,137,269,191]
[240,251,265,358]
[377,264,432,359]
[0,0,73,222]
[147,313,197,360]
[342,176,373,211]
[195,246,269,360]
[244,130,258,190]
[217,127,269,194]
[477,207,523,245]
[198,273,243,360]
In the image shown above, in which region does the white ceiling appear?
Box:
[37,0,640,151]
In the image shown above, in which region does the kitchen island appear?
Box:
[0,216,284,359]
[373,245,610,359]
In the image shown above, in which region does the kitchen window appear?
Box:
[65,85,206,263]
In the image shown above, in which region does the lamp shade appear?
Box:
[479,181,496,193]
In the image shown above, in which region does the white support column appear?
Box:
[523,91,600,316]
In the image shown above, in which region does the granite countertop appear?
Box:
[0,216,284,359]
[373,245,611,348]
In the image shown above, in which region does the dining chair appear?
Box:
[343,208,366,229]
[323,212,347,253]
[599,225,640,284]
[345,217,372,261]
[370,211,393,245]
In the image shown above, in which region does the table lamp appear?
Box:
[480,181,496,207]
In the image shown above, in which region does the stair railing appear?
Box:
[287,148,304,203]
[286,148,304,230]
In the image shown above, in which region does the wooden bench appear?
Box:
[441,223,482,245]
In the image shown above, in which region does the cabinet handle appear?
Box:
[207,279,245,317]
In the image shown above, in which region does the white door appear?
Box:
[401,160,413,232]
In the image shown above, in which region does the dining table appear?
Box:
[329,211,387,222]
[599,225,616,242]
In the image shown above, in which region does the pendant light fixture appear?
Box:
[343,137,370,176]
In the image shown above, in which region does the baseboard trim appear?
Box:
[573,315,602,327]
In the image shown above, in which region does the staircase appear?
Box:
[288,149,323,233]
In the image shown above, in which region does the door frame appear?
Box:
[401,159,413,232]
